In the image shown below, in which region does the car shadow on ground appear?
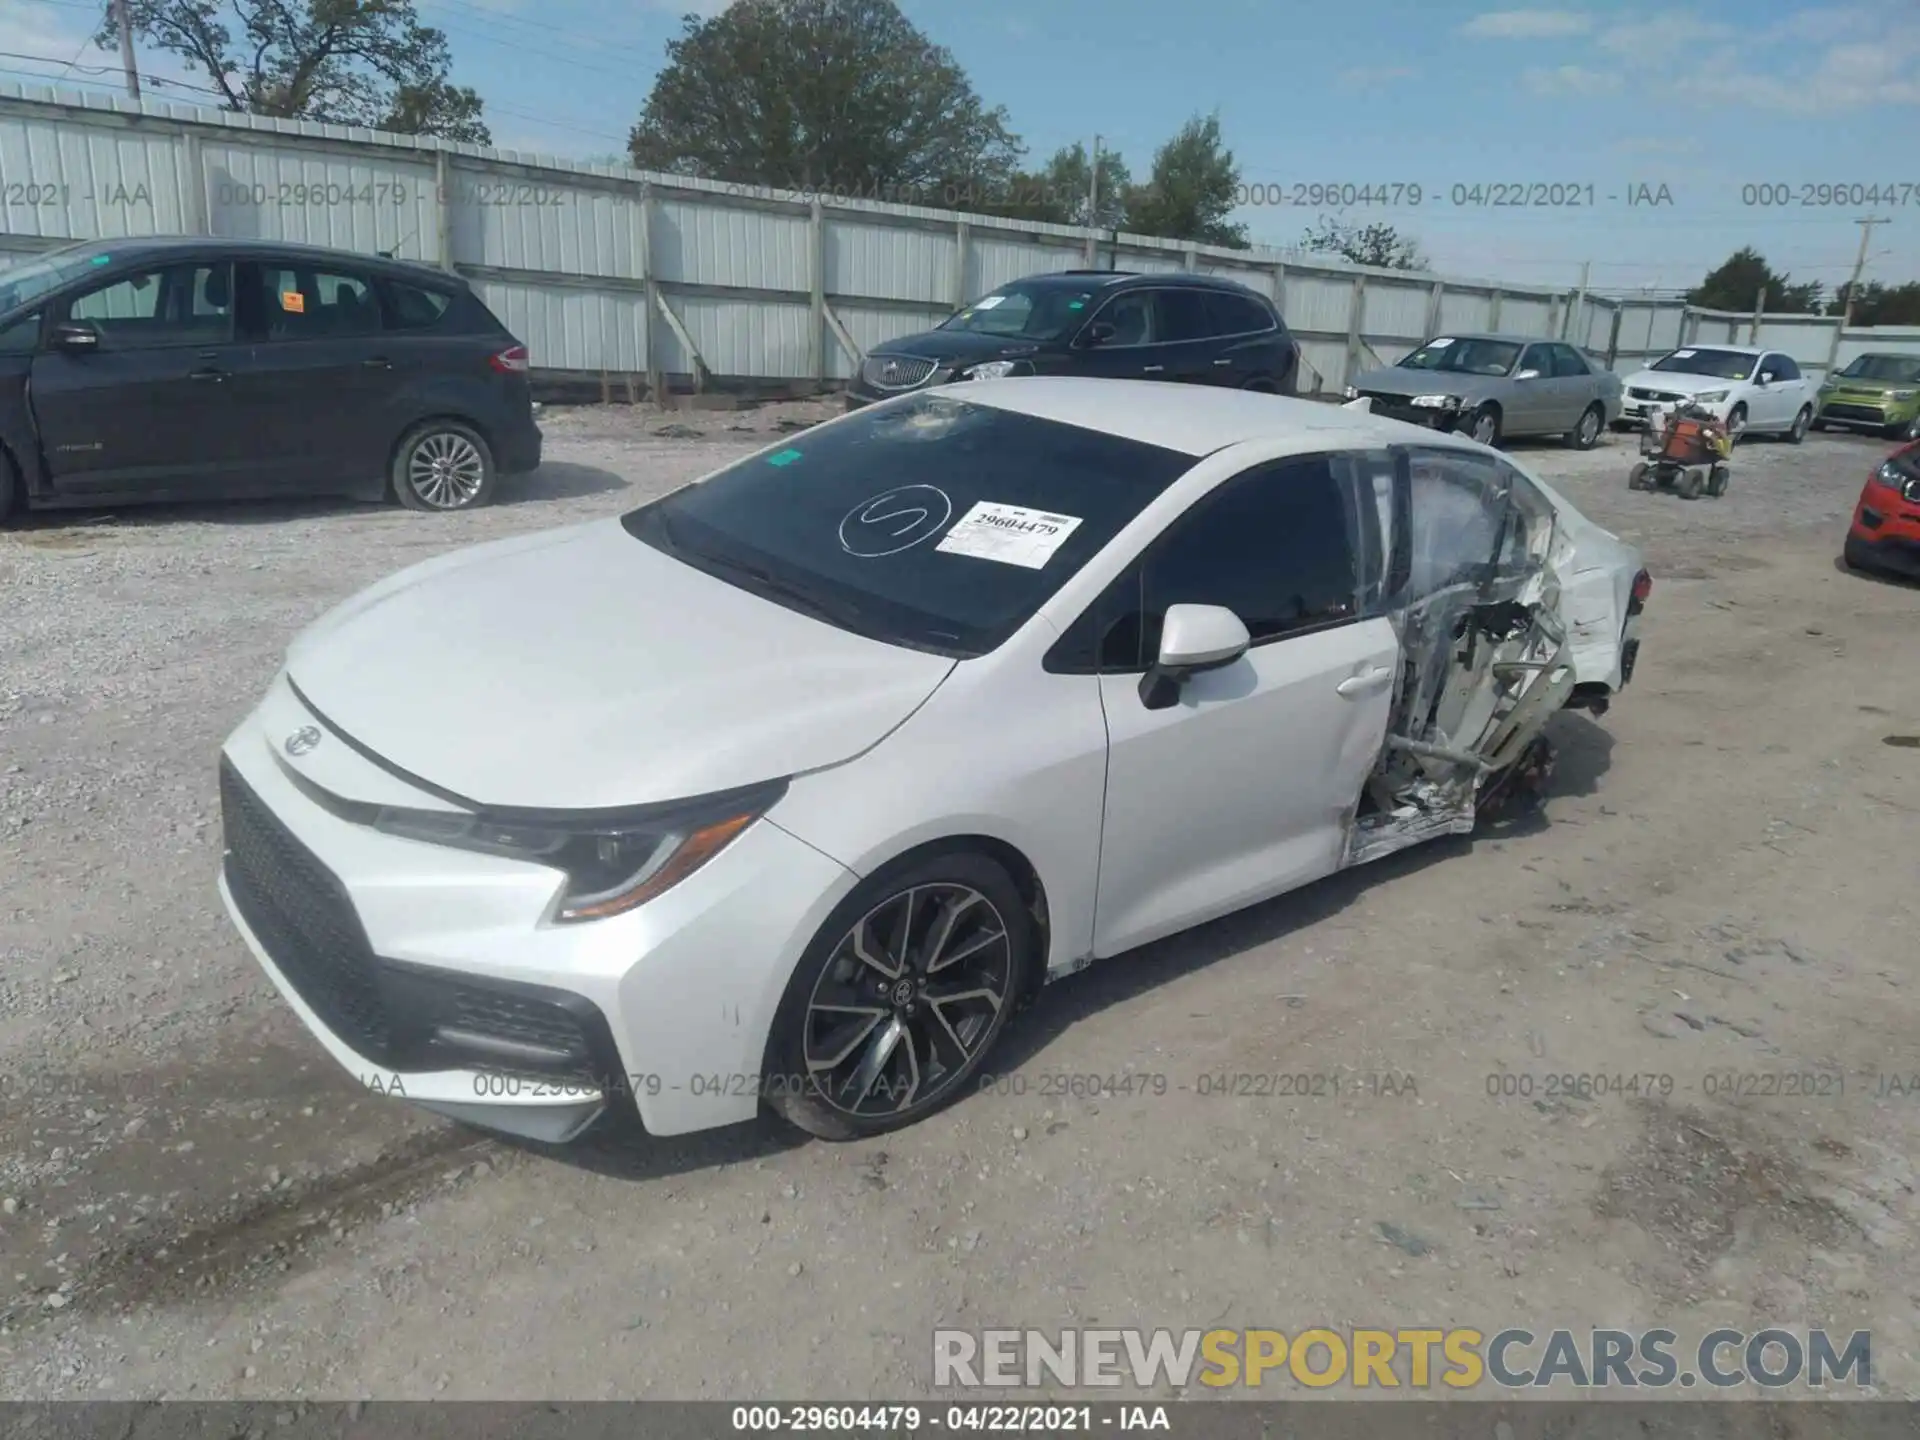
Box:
[517,711,1616,1183]
[1,462,627,532]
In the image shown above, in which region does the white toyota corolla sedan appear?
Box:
[217,379,1649,1145]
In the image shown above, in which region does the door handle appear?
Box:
[1213,358,1235,366]
[363,356,391,368]
[187,367,227,382]
[1335,666,1394,698]
[1142,365,1165,374]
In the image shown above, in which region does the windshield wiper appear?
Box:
[706,555,864,628]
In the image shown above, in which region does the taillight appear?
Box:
[1628,568,1651,616]
[490,343,529,374]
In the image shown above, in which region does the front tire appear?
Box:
[1725,403,1748,446]
[766,850,1034,1141]
[1467,404,1502,447]
[1786,406,1811,444]
[1566,403,1604,450]
[393,421,497,512]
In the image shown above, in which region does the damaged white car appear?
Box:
[217,378,1648,1146]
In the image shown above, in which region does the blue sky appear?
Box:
[4,0,1917,294]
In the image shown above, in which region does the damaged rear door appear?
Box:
[1345,443,1576,867]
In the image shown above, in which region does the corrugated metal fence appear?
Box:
[4,82,1917,393]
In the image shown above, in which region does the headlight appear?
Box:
[1342,385,1358,399]
[1890,390,1917,401]
[959,359,1029,380]
[1694,390,1729,404]
[1410,394,1460,408]
[370,781,785,923]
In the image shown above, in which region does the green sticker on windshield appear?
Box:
[1068,300,1086,310]
[766,448,803,467]
[89,254,112,265]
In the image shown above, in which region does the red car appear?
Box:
[1844,438,1920,580]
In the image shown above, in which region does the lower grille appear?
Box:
[220,758,617,1083]
[1629,387,1686,403]
[860,354,937,391]
[222,757,392,1060]
[1821,402,1887,424]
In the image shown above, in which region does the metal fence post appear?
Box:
[434,151,452,271]
[1750,287,1766,346]
[182,130,207,235]
[1426,280,1444,339]
[954,220,970,308]
[1605,302,1622,370]
[1487,287,1503,330]
[809,198,826,384]
[1345,272,1366,389]
[640,180,662,403]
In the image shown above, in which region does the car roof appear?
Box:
[1662,342,1766,355]
[944,376,1468,457]
[1425,332,1552,347]
[1010,269,1268,296]
[60,234,460,285]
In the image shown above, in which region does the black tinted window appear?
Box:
[1093,457,1358,671]
[253,263,381,340]
[1205,292,1272,335]
[1093,291,1155,345]
[1768,353,1801,380]
[65,263,232,349]
[384,280,453,330]
[1155,289,1213,343]
[1550,345,1589,378]
[624,394,1195,658]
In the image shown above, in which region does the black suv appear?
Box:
[844,270,1298,408]
[0,235,542,521]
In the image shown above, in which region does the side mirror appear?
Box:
[1138,603,1250,710]
[1758,372,1775,385]
[1513,368,1541,381]
[50,320,100,353]
[1081,320,1116,347]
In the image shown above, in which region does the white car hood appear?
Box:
[285,520,956,811]
[1622,368,1741,394]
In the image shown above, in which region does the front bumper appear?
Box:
[1847,482,1920,577]
[215,674,859,1140]
[1353,395,1467,430]
[1819,397,1916,431]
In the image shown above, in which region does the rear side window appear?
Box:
[1154,289,1213,343]
[1076,456,1359,672]
[383,279,454,330]
[1550,344,1590,378]
[1206,292,1273,335]
[1401,447,1511,600]
[252,263,381,340]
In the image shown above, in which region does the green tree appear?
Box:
[1122,113,1248,249]
[1688,247,1822,314]
[628,0,1022,198]
[1300,216,1428,270]
[106,0,489,141]
[1830,280,1920,327]
[952,142,1133,228]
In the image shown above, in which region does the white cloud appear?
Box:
[1596,15,1737,55]
[1339,65,1417,86]
[1522,64,1621,96]
[1692,33,1920,113]
[1461,10,1594,39]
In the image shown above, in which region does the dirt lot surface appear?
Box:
[2,400,1917,1400]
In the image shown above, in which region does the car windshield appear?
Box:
[1396,338,1521,376]
[0,242,109,314]
[622,394,1194,658]
[1650,348,1754,380]
[1838,354,1920,384]
[938,282,1099,341]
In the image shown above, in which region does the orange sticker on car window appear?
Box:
[280,291,304,313]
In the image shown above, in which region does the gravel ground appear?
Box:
[1,402,1917,1400]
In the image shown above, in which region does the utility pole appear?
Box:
[113,0,141,100]
[1829,216,1888,372]
[1087,135,1101,230]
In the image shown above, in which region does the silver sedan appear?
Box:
[1347,333,1624,448]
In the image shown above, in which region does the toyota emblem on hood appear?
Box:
[284,725,322,757]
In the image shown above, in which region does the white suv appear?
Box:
[1617,345,1816,443]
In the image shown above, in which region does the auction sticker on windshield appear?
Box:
[971,295,1006,309]
[1429,337,1453,348]
[937,501,1083,569]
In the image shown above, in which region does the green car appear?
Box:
[1813,353,1920,440]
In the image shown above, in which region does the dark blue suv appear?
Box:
[845,269,1298,409]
